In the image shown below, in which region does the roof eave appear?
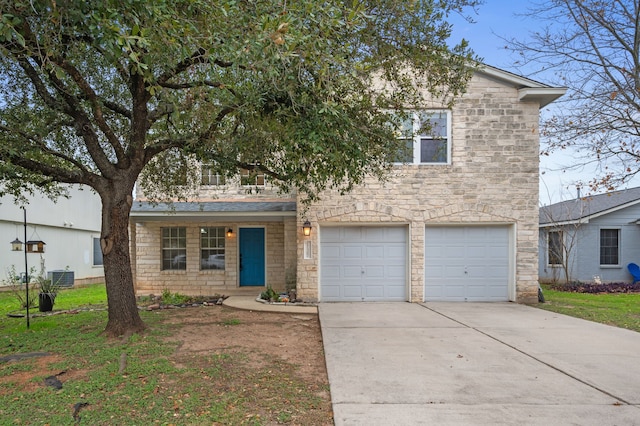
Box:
[518,87,568,108]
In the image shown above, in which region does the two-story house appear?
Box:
[130,64,565,304]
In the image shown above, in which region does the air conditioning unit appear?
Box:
[48,270,74,288]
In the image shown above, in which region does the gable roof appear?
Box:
[539,187,640,227]
[478,64,567,107]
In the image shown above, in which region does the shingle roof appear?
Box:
[539,187,640,226]
[131,201,296,215]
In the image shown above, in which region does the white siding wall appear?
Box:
[0,185,104,284]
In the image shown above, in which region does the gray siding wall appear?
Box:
[539,203,640,283]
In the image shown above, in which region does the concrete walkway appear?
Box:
[222,295,317,314]
[319,302,640,425]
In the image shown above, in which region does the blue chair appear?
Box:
[627,263,640,284]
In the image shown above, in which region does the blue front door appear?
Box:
[239,228,266,286]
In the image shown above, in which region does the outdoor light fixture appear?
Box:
[10,238,23,252]
[227,228,234,238]
[302,220,312,237]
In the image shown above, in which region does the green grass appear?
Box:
[538,285,640,332]
[0,285,332,425]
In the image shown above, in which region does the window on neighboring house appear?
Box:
[162,227,186,270]
[547,230,563,266]
[92,237,103,266]
[394,110,451,164]
[200,227,225,270]
[201,165,226,186]
[240,167,266,186]
[600,228,620,265]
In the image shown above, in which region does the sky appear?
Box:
[447,1,606,205]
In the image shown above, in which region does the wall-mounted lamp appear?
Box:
[10,238,23,252]
[302,220,312,237]
[227,228,234,238]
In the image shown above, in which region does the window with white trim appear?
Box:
[600,228,620,266]
[200,227,225,270]
[394,110,451,164]
[240,167,266,186]
[201,165,226,186]
[162,227,186,270]
[547,230,563,266]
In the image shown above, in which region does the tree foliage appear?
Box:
[509,0,640,192]
[0,0,479,335]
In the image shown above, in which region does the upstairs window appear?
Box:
[600,228,620,266]
[201,165,226,186]
[240,168,266,186]
[394,110,451,165]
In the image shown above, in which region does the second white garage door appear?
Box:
[320,226,407,302]
[425,226,511,302]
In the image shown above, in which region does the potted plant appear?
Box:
[35,268,65,312]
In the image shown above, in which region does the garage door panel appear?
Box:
[365,265,385,279]
[365,245,385,259]
[343,245,363,258]
[343,265,363,278]
[321,226,407,302]
[342,227,363,241]
[322,265,340,279]
[425,226,510,302]
[385,245,406,258]
[364,227,385,240]
[322,245,341,259]
[365,285,385,298]
[343,285,363,298]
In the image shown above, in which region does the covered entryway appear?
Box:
[320,226,407,301]
[425,226,511,301]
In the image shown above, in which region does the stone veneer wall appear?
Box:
[297,72,541,304]
[133,220,290,296]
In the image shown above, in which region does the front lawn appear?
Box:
[0,285,332,425]
[538,284,640,332]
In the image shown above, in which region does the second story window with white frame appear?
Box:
[240,167,266,187]
[201,164,226,186]
[394,110,451,165]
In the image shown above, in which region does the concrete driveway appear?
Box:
[319,302,640,425]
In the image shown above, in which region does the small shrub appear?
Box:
[260,286,278,301]
[161,289,191,305]
[549,281,640,294]
[2,265,37,309]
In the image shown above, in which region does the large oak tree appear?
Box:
[0,0,478,336]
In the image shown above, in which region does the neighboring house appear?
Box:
[0,185,104,286]
[539,187,640,284]
[130,64,565,303]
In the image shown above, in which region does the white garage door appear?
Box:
[320,226,407,302]
[425,226,510,302]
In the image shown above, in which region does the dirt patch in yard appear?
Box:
[161,306,333,424]
[1,305,333,425]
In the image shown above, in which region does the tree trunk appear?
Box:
[101,190,145,337]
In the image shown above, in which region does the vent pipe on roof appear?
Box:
[576,186,581,199]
